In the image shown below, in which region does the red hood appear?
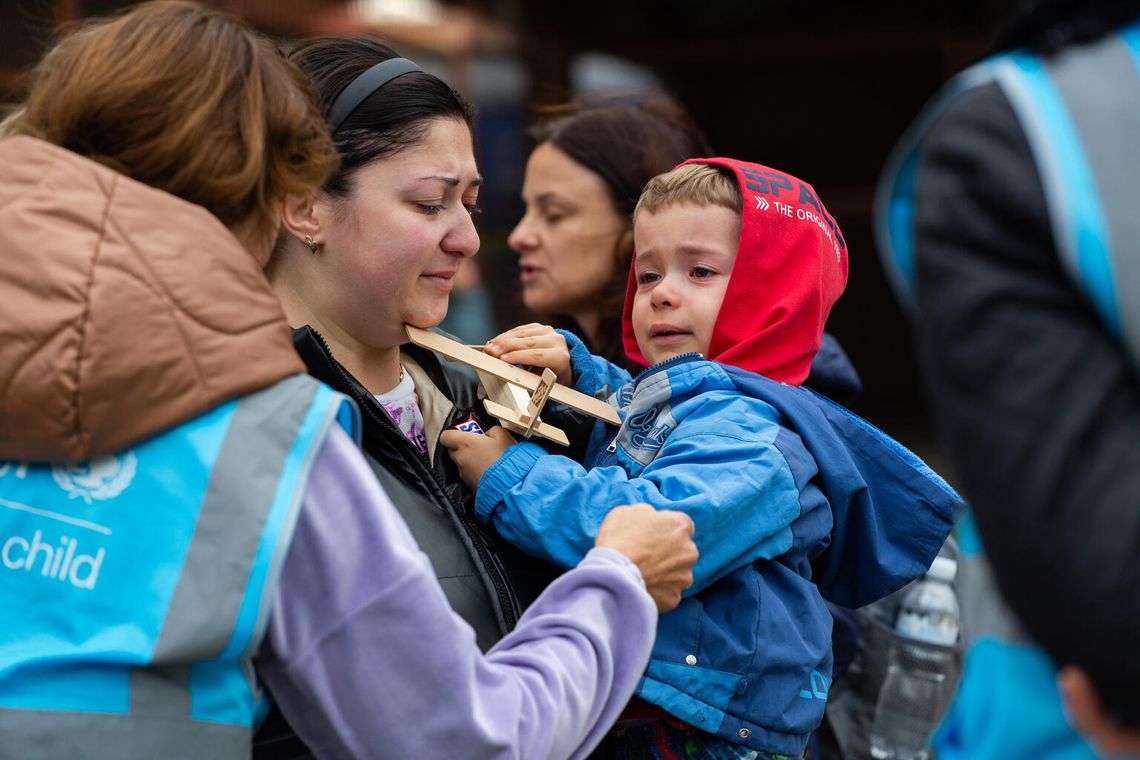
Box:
[622,157,848,385]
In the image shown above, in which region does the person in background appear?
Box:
[876,0,1140,755]
[509,97,712,374]
[0,4,699,758]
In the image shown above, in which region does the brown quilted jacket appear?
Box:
[0,137,304,462]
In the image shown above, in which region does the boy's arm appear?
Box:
[548,329,630,456]
[484,325,631,458]
[477,392,810,596]
[556,328,632,400]
[486,323,633,400]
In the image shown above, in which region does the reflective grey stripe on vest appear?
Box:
[0,374,328,759]
[957,548,1033,649]
[998,28,1140,366]
[0,709,247,760]
[154,374,321,665]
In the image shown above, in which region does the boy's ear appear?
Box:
[280,192,322,246]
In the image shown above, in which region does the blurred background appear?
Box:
[0,0,1014,467]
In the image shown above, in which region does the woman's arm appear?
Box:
[256,425,684,760]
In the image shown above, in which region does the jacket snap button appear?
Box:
[685,654,697,665]
[739,728,750,739]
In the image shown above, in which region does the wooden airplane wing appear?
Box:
[405,325,620,426]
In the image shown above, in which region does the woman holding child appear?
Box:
[508,98,711,373]
[267,37,564,656]
[260,36,703,757]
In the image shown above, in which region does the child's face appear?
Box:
[631,202,741,365]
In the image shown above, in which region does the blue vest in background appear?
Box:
[876,19,1140,759]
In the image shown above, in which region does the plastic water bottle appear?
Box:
[869,556,960,760]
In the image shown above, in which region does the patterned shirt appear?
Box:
[374,368,428,455]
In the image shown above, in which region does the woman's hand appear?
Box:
[595,504,697,612]
[485,323,573,386]
[439,426,518,491]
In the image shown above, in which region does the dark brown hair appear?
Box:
[530,96,712,370]
[286,36,475,197]
[993,0,1140,54]
[13,1,336,238]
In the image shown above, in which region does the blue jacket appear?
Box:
[476,337,961,755]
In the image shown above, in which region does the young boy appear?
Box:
[441,158,960,759]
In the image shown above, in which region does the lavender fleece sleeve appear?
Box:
[255,425,657,760]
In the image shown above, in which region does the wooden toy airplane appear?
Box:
[405,325,621,446]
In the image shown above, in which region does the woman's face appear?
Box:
[314,117,481,349]
[508,142,628,318]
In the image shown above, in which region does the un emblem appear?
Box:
[52,451,138,504]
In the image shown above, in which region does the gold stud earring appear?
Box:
[304,235,318,254]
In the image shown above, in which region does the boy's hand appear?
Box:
[485,323,573,386]
[439,426,517,491]
[595,504,697,613]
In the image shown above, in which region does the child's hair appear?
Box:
[633,163,742,222]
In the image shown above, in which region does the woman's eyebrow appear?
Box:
[417,174,484,187]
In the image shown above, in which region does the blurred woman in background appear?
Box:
[509,98,712,373]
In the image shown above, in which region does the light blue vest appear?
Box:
[0,374,357,759]
[876,19,1140,759]
[877,20,1140,361]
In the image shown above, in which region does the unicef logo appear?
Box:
[51,452,138,504]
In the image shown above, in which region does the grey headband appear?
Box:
[327,57,423,134]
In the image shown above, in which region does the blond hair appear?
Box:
[633,163,742,222]
[11,1,336,239]
[0,108,23,138]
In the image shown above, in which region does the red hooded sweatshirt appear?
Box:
[621,157,848,386]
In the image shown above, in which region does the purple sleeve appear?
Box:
[255,425,656,760]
